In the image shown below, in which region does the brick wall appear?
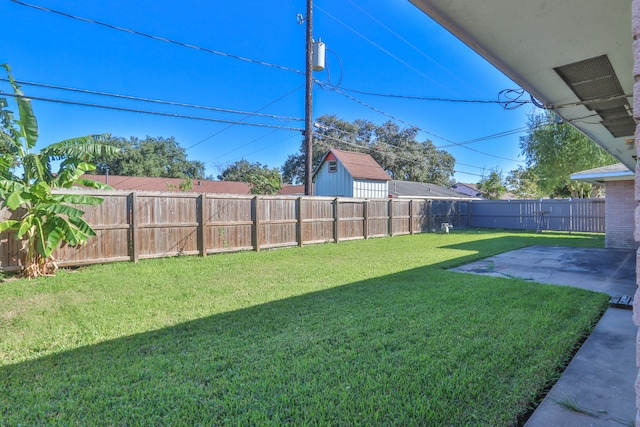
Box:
[633,1,640,425]
[606,180,638,249]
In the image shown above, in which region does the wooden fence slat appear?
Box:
[0,193,606,272]
[129,192,138,263]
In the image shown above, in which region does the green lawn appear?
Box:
[0,230,609,425]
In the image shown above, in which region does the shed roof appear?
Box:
[314,148,391,181]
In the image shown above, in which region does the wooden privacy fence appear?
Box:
[470,199,605,232]
[0,191,470,272]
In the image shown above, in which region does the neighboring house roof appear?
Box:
[81,175,252,194]
[570,163,634,185]
[277,184,305,196]
[453,182,518,200]
[313,148,391,181]
[389,180,479,199]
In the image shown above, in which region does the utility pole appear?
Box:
[303,0,314,196]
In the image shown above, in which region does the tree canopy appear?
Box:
[281,115,456,187]
[519,111,617,198]
[92,136,205,179]
[218,160,281,195]
[476,171,507,200]
[505,166,545,199]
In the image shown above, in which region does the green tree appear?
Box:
[370,121,455,185]
[477,170,507,200]
[281,114,455,186]
[505,166,545,199]
[218,160,281,195]
[0,65,118,278]
[93,136,205,179]
[519,111,616,198]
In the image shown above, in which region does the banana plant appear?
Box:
[0,64,119,278]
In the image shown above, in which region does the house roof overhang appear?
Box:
[570,163,634,185]
[409,0,636,170]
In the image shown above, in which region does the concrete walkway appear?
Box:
[450,246,637,427]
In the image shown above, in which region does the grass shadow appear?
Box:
[1,254,609,426]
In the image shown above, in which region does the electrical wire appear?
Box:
[208,128,282,164]
[0,78,304,123]
[313,132,483,178]
[345,0,472,86]
[9,0,305,76]
[324,47,344,89]
[225,133,301,165]
[185,84,305,151]
[436,127,528,148]
[315,4,444,88]
[338,86,507,104]
[551,93,632,110]
[319,82,523,162]
[0,92,303,132]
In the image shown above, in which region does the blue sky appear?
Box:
[1,0,536,183]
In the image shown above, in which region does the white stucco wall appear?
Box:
[353,180,388,199]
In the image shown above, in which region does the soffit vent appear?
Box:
[554,55,634,138]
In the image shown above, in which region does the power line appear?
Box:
[226,133,301,165]
[0,92,303,132]
[315,123,516,173]
[320,83,522,162]
[436,127,528,148]
[10,0,305,76]
[315,4,444,88]
[338,86,506,104]
[1,78,304,123]
[317,133,484,177]
[186,84,305,151]
[205,128,281,165]
[345,0,472,86]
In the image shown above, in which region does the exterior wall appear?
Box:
[353,179,388,199]
[454,184,480,197]
[606,180,638,249]
[633,1,640,424]
[314,158,354,197]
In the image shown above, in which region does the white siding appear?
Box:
[353,179,388,198]
[314,159,354,197]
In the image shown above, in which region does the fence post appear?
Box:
[409,199,414,234]
[333,198,340,243]
[389,198,394,236]
[570,202,573,233]
[297,196,303,247]
[253,195,261,252]
[197,194,206,257]
[363,200,369,239]
[129,192,139,263]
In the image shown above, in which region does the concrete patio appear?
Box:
[451,245,637,426]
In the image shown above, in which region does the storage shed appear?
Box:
[313,149,391,198]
